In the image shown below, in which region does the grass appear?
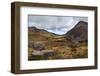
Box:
[28,38,88,60]
[28,28,88,60]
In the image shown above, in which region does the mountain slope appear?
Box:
[65,21,88,42]
[28,27,63,41]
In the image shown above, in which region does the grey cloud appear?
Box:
[28,15,88,35]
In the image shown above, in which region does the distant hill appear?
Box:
[28,26,59,41]
[65,21,88,42]
[28,26,60,37]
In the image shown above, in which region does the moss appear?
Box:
[28,55,45,60]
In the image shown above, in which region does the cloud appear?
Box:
[28,15,88,35]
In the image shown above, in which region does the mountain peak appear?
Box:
[74,21,87,28]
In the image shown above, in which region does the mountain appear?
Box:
[28,21,88,43]
[29,26,49,33]
[28,26,65,48]
[28,26,63,36]
[65,21,88,42]
[29,26,57,41]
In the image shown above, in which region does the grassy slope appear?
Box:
[28,28,88,60]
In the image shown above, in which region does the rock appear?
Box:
[33,42,45,51]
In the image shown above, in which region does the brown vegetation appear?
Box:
[28,27,88,60]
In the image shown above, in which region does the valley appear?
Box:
[28,21,88,60]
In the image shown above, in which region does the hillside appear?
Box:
[65,21,88,42]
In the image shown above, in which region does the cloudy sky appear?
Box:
[28,15,88,35]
